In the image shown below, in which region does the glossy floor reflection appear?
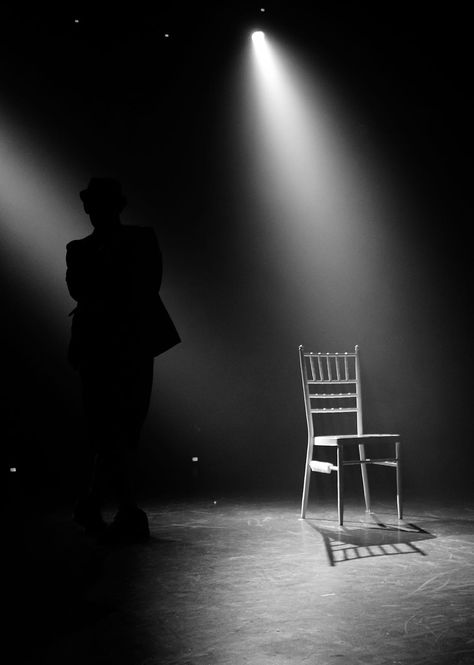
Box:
[9,495,474,664]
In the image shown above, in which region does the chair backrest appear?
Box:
[299,345,363,438]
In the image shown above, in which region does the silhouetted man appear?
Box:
[66,178,180,542]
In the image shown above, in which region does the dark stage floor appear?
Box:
[8,494,474,664]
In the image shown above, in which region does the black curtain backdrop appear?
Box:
[2,3,473,506]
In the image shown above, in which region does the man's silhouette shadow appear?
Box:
[66,178,180,543]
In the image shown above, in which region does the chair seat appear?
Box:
[314,433,400,446]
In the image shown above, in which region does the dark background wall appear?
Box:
[2,2,472,506]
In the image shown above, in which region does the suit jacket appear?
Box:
[66,224,180,368]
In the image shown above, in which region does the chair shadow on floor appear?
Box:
[306,515,436,566]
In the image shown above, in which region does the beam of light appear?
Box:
[0,107,89,336]
[251,31,265,44]
[251,31,278,81]
[238,31,413,349]
[0,102,190,493]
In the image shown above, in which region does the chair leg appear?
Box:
[396,441,403,519]
[358,443,371,513]
[300,438,313,519]
[337,446,344,526]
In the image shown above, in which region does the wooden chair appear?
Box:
[299,345,402,524]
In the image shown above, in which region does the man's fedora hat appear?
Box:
[80,178,127,208]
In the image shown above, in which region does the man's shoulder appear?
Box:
[66,226,157,256]
[122,225,159,250]
[66,234,94,252]
[67,225,154,244]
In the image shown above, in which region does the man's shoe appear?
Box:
[102,506,150,544]
[73,495,107,535]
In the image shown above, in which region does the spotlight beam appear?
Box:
[251,31,265,44]
[251,31,278,79]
